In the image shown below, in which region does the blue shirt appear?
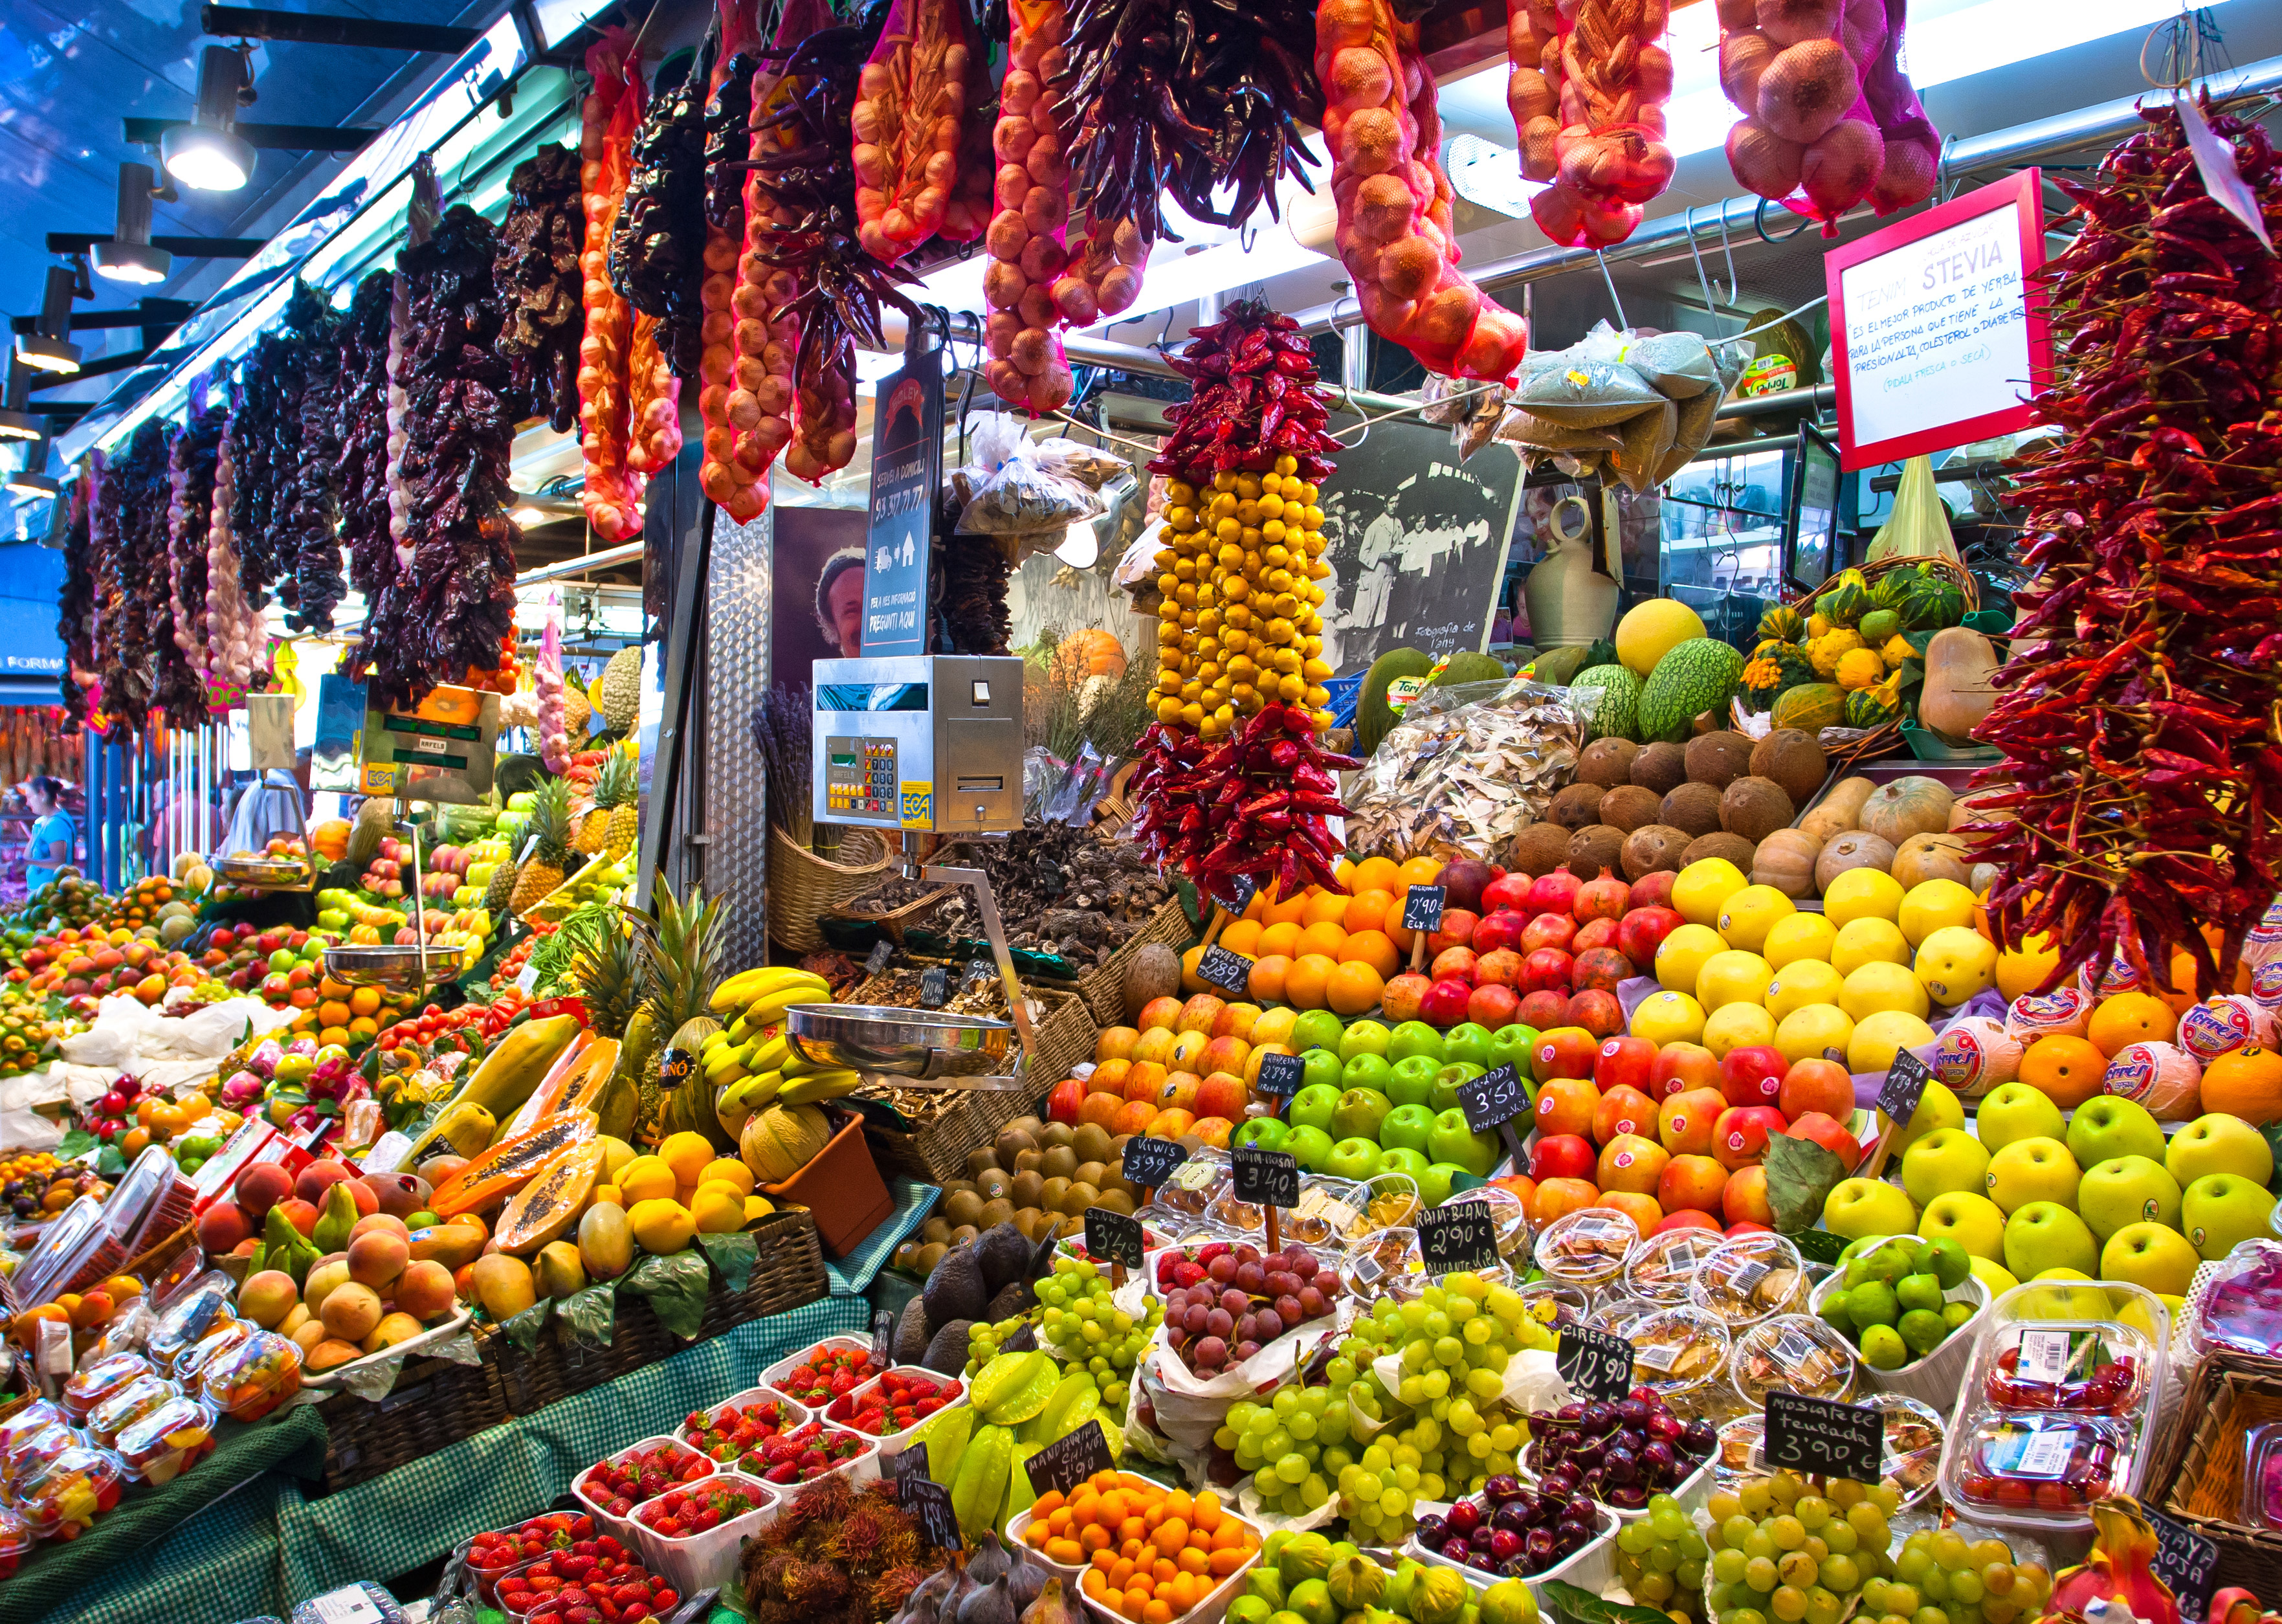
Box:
[24,810,72,891]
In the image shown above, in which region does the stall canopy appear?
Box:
[0,542,67,706]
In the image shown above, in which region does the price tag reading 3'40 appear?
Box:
[1556,1324,1635,1403]
[1084,1206,1145,1272]
[1232,1146,1300,1208]
[1195,945,1254,996]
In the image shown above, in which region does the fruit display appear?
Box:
[1740,572,1972,737]
[1812,1234,1979,1372]
[469,1511,602,1599]
[739,1419,872,1487]
[634,1479,768,1538]
[496,1536,677,1621]
[826,1369,960,1439]
[681,1394,808,1469]
[580,1438,714,1518]
[1414,1473,1610,1579]
[1035,1473,1258,1618]
[775,1344,881,1408]
[892,1118,1145,1277]
[1153,1239,1346,1373]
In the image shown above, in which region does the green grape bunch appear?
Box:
[1878,1528,2052,1624]
[1215,1352,1362,1519]
[966,1254,1160,1424]
[1616,1493,1711,1624]
[1705,1471,1903,1624]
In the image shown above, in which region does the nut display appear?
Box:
[1688,1234,1806,1329]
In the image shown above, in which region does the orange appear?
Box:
[1327,961,1386,1016]
[2201,1046,2282,1126]
[1241,889,1270,924]
[2087,991,2178,1057]
[1217,919,1264,957]
[318,999,353,1030]
[1302,889,1349,928]
[1296,920,1348,960]
[2017,1034,2110,1108]
[1397,854,1445,889]
[348,985,382,1018]
[1257,922,1303,959]
[1283,953,1337,1010]
[1351,855,1402,895]
[1179,946,1209,994]
[1337,929,1402,979]
[1246,955,1291,1005]
[1344,889,1395,935]
[1332,856,1357,889]
[1265,889,1311,927]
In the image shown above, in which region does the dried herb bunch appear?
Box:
[927,821,1174,964]
[337,272,399,597]
[750,682,815,841]
[55,477,94,729]
[740,1473,938,1624]
[493,145,584,433]
[612,23,719,380]
[280,282,348,632]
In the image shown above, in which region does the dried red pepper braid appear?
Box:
[226,326,304,603]
[1130,706,1359,899]
[56,473,95,728]
[580,30,645,540]
[279,281,348,633]
[494,145,584,434]
[337,272,398,597]
[166,403,225,678]
[1971,97,2282,1001]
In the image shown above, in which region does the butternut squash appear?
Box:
[1918,627,2001,744]
[1751,829,1823,898]
[1799,775,1876,844]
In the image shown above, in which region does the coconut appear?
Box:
[1720,777,1797,843]
[1685,731,1755,789]
[1727,119,1806,199]
[1549,783,1608,832]
[1802,118,1885,215]
[1577,737,1639,789]
[1599,785,1665,834]
[1685,832,1757,871]
[1661,781,1725,838]
[1509,820,1575,878]
[1630,740,1689,796]
[1568,825,1627,878]
[1621,824,1692,880]
[1757,39,1859,144]
[1751,729,1828,806]
[1124,944,1181,1019]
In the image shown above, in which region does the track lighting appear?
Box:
[163,46,256,192]
[13,267,82,375]
[0,362,41,443]
[5,437,58,498]
[93,163,173,285]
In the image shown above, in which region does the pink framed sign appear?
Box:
[1823,170,2053,471]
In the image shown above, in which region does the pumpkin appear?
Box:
[1833,648,1885,691]
[1808,628,1867,678]
[1815,830,1896,893]
[1819,568,1872,626]
[1859,776,1955,845]
[741,1102,835,1185]
[1751,829,1823,898]
[1051,630,1128,684]
[1918,627,2000,744]
[1891,831,1970,889]
[1800,775,1876,844]
[1949,788,2013,832]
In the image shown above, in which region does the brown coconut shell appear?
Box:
[1630,740,1689,796]
[1661,781,1725,838]
[1720,776,1797,843]
[1599,785,1665,834]
[1622,824,1692,881]
[1549,783,1608,833]
[1685,731,1755,790]
[1577,737,1639,790]
[1751,729,1828,806]
[1509,821,1575,878]
[1568,825,1627,878]
[1684,831,1758,870]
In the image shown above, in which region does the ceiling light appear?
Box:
[1443,135,1538,220]
[0,363,41,443]
[13,268,80,375]
[5,439,57,498]
[163,46,256,192]
[93,163,173,285]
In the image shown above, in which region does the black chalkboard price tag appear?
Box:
[1028,1419,1114,1497]
[1878,1049,1933,1130]
[1417,1203,1498,1273]
[872,1308,895,1358]
[1195,944,1254,996]
[2147,1509,2219,1622]
[892,1447,962,1550]
[1232,1146,1300,1208]
[1459,1064,1529,1134]
[1211,873,1259,915]
[1254,1051,1305,1098]
[1121,1137,1189,1189]
[1085,1207,1145,1272]
[1764,1392,1886,1484]
[1402,885,1446,933]
[1556,1324,1635,1403]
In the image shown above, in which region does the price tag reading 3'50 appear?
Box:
[1457,1064,1528,1134]
[1232,1146,1300,1208]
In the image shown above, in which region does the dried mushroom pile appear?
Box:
[928,824,1172,966]
[1347,681,1588,865]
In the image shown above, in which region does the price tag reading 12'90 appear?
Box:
[1556,1324,1635,1403]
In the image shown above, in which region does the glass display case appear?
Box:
[1660,424,1844,616]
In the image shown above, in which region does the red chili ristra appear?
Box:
[1968,98,2282,999]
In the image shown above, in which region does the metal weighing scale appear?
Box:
[785,654,1034,1089]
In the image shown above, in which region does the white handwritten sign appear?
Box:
[1826,172,2051,471]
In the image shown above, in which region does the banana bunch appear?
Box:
[710,964,831,1019]
[703,1023,861,1139]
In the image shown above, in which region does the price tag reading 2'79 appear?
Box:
[1253,1051,1305,1098]
[1195,945,1254,996]
[1232,1146,1300,1208]
[1556,1324,1635,1404]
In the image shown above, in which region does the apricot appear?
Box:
[394,1259,457,1322]
[238,1270,301,1329]
[347,1231,410,1293]
[307,1337,365,1372]
[320,1281,383,1342]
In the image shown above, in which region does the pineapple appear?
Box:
[482,858,516,914]
[628,878,730,1146]
[597,750,641,856]
[594,645,643,733]
[567,909,644,1040]
[509,780,574,913]
[572,783,610,858]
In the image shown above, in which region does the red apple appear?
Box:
[1598,1133,1670,1196]
[1474,948,1523,988]
[1593,1084,1659,1145]
[1779,1058,1857,1122]
[1520,913,1579,955]
[1471,909,1527,957]
[1629,873,1677,911]
[1532,1025,1600,1083]
[1719,1046,1789,1111]
[1713,1105,1789,1170]
[1467,983,1522,1028]
[1784,1113,1863,1168]
[1573,870,1631,923]
[1529,1177,1603,1227]
[1381,973,1432,1023]
[1048,1078,1088,1124]
[1530,1133,1597,1182]
[1521,948,1575,994]
[1650,1042,1721,1100]
[1526,870,1584,917]
[1517,989,1571,1029]
[1428,910,1479,955]
[1723,1164,1775,1227]
[1564,988,1624,1040]
[1420,978,1474,1026]
[1655,1208,1725,1236]
[1572,948,1635,996]
[1481,873,1533,914]
[1726,1220,1775,1237]
[1657,1086,1729,1157]
[1657,1153,1729,1214]
[1573,917,1622,955]
[1593,1034,1658,1096]
[1430,946,1479,984]
[1618,906,1685,966]
[1533,1077,1601,1138]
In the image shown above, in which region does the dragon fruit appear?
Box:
[2043,1496,2182,1624]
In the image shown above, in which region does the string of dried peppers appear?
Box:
[1973,99,2282,999]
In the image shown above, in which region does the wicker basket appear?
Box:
[2140,1350,2282,1598]
[315,1343,514,1494]
[1077,902,1197,1025]
[1791,555,1980,768]
[1028,983,1100,1085]
[821,884,959,952]
[858,1085,1039,1183]
[768,825,892,953]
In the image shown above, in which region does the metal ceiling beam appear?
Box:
[122,117,379,152]
[8,302,195,337]
[201,6,484,52]
[26,351,152,390]
[45,233,265,258]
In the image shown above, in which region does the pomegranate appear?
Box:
[1439,858,1495,914]
[1521,947,1575,994]
[1573,869,1630,924]
[1574,917,1622,955]
[1480,873,1533,914]
[1525,869,1583,917]
[1573,946,1635,994]
[1471,909,1527,956]
[1520,913,1579,955]
[1628,873,1677,911]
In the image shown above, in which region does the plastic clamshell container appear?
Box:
[1204,1174,1360,1249]
[10,1194,108,1307]
[573,1435,716,1542]
[1943,1412,2138,1524]
[98,1144,184,1243]
[762,1335,884,1405]
[290,1583,404,1624]
[628,1470,779,1596]
[83,1372,179,1451]
[463,1511,608,1606]
[677,1386,814,1469]
[113,1394,218,1485]
[1336,1172,1424,1248]
[1533,1207,1641,1295]
[0,1398,69,1465]
[0,1419,79,1498]
[1716,1391,1945,1509]
[1142,1150,1230,1221]
[1070,1482,1264,1624]
[60,1351,155,1424]
[1406,1498,1619,1596]
[1806,1255,1991,1408]
[170,1315,257,1388]
[1586,1294,1658,1339]
[197,1328,304,1423]
[1729,1315,1859,1410]
[0,1502,30,1581]
[2244,1422,2282,1529]
[2178,1238,2282,1360]
[823,1367,968,1458]
[144,1269,237,1371]
[1688,1233,1808,1330]
[1008,1500,1094,1585]
[1622,1306,1734,1416]
[494,1534,652,1624]
[14,1441,126,1539]
[1517,1282,1591,1331]
[1624,1228,1727,1307]
[1337,1225,1420,1298]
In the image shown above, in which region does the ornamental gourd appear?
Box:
[740,1102,834,1184]
[1750,827,1822,898]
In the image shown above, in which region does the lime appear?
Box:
[1859,1323,1910,1369]
[1897,1308,1949,1358]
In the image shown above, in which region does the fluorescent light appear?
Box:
[1445,135,1539,218]
[0,412,40,442]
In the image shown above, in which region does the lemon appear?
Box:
[627,1197,696,1254]
[617,1155,678,1205]
[1848,1010,1938,1074]
[744,1194,775,1223]
[1997,931,2061,1001]
[1615,598,1707,677]
[1631,990,1708,1047]
[1775,1003,1856,1066]
[1841,961,1931,1021]
[1762,913,1837,970]
[697,1157,755,1197]
[1672,859,1749,927]
[1697,950,1776,1013]
[1766,960,1846,1021]
[1898,878,1979,948]
[1702,1001,1778,1058]
[658,1131,716,1187]
[1831,917,1912,976]
[1716,885,1797,954]
[691,1183,747,1234]
[1655,924,1729,993]
[1916,925,1999,1006]
[1823,868,1906,929]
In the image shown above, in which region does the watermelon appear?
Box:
[1636,638,1745,742]
[1569,664,1643,740]
[1772,682,1848,733]
[1897,567,1965,630]
[1845,686,1904,729]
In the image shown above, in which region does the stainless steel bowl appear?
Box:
[214,854,315,891]
[784,1003,1015,1080]
[324,942,454,991]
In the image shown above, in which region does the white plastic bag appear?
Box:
[1134,1316,1338,1454]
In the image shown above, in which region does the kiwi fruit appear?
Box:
[920,1216,952,1245]
[1061,1181,1101,1216]
[942,1189,986,1229]
[1056,1213,1085,1238]
[1038,1176,1072,1213]
[949,1224,979,1246]
[975,1166,1013,1201]
[1091,1188,1136,1216]
[1009,1115,1045,1137]
[964,1148,1001,1179]
[942,1179,978,1202]
[995,1127,1039,1165]
[1010,1170,1046,1208]
[894,1241,921,1272]
[1040,1144,1078,1181]
[1071,1124,1114,1164]
[979,1197,1016,1229]
[915,1241,947,1274]
[1073,1161,1108,1190]
[1014,1148,1046,1174]
[1038,1122,1074,1149]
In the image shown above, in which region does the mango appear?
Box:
[627,1197,694,1255]
[347,1230,410,1291]
[407,1222,485,1272]
[536,1241,587,1299]
[471,1253,537,1321]
[578,1202,633,1280]
[363,1311,423,1354]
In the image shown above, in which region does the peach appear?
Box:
[1778,1058,1856,1122]
[1527,1176,1602,1227]
[1137,996,1183,1032]
[1657,1153,1729,1214]
[1201,1036,1252,1078]
[307,1337,365,1372]
[320,1280,384,1342]
[1651,1043,1722,1100]
[1658,1087,1729,1157]
[1597,1134,1670,1196]
[276,1198,320,1239]
[238,1270,300,1329]
[278,1303,311,1339]
[198,1203,253,1254]
[1210,1003,1261,1041]
[348,1230,410,1291]
[1723,1164,1774,1227]
[1175,994,1226,1035]
[1096,1027,1142,1063]
[295,1159,356,1207]
[364,1311,424,1354]
[1655,1208,1725,1235]
[349,1214,412,1246]
[1599,1190,1665,1232]
[1593,1084,1659,1146]
[303,1258,351,1316]
[234,1161,293,1218]
[417,1155,469,1187]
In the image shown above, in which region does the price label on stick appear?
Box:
[1121,1137,1190,1188]
[2147,1509,2219,1623]
[1417,1203,1498,1273]
[1458,1064,1529,1135]
[1085,1206,1145,1272]
[1028,1419,1114,1498]
[872,1308,894,1358]
[893,1450,962,1551]
[1213,873,1259,915]
[1402,884,1446,933]
[1195,945,1254,996]
[1763,1392,1886,1484]
[1556,1324,1635,1404]
[1254,1051,1305,1098]
[1878,1049,1933,1131]
[1232,1146,1300,1208]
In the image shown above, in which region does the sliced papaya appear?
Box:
[493,1139,606,1254]
[498,1030,595,1139]
[430,1111,597,1219]
[556,1038,623,1120]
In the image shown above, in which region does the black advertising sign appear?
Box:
[1028,1419,1114,1497]
[859,342,944,656]
[891,1447,962,1550]
[1417,1203,1498,1273]
[2147,1509,2219,1622]
[1556,1324,1635,1403]
[1254,1051,1305,1098]
[1120,1137,1189,1188]
[1084,1207,1145,1272]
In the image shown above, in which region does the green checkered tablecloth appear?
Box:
[19,1295,867,1624]
[827,1177,939,1297]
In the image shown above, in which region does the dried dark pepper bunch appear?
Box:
[1971,98,2282,999]
[935,489,1013,654]
[1054,0,1322,246]
[493,146,583,433]
[612,24,720,380]
[161,405,227,726]
[89,419,175,734]
[55,476,94,729]
[337,272,397,597]
[349,205,522,711]
[279,282,347,632]
[705,47,759,232]
[227,326,305,604]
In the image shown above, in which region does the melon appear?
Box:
[1357,648,1435,755]
[1751,829,1822,898]
[1569,665,1644,741]
[741,1103,836,1185]
[1771,683,1848,734]
[1890,832,1969,889]
[1637,639,1746,742]
[1815,830,1896,893]
[1800,775,1876,843]
[1859,776,1955,845]
[1615,599,1709,678]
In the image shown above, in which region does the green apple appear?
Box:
[1977,1082,2066,1152]
[1234,1116,1289,1153]
[2017,1269,2114,1322]
[1388,1021,1446,1066]
[2002,1201,2099,1278]
[2066,1096,2167,1170]
[1283,1124,1336,1174]
[1292,1010,1346,1054]
[1339,1020,1392,1063]
[1919,1190,2008,1262]
[1377,1146,1432,1181]
[1380,1104,1437,1155]
[1418,1162,1461,1206]
[2183,1172,2279,1260]
[1288,1084,1341,1136]
[2099,1221,2202,1297]
[1824,1177,1919,1241]
[1426,1107,1498,1177]
[1386,1056,1441,1108]
[1889,1078,1963,1159]
[1429,1062,1487,1113]
[1331,1088,1392,1143]
[1487,1025,1538,1080]
[1301,1050,1345,1093]
[2168,1112,2277,1187]
[2076,1155,2182,1243]
[1900,1128,1990,1208]
[1984,1136,2080,1216]
[1969,1255,2020,1297]
[1340,1053,1394,1095]
[1323,1137,1384,1183]
[1441,1023,1494,1069]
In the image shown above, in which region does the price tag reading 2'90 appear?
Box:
[1417,1204,1498,1273]
[1402,885,1446,933]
